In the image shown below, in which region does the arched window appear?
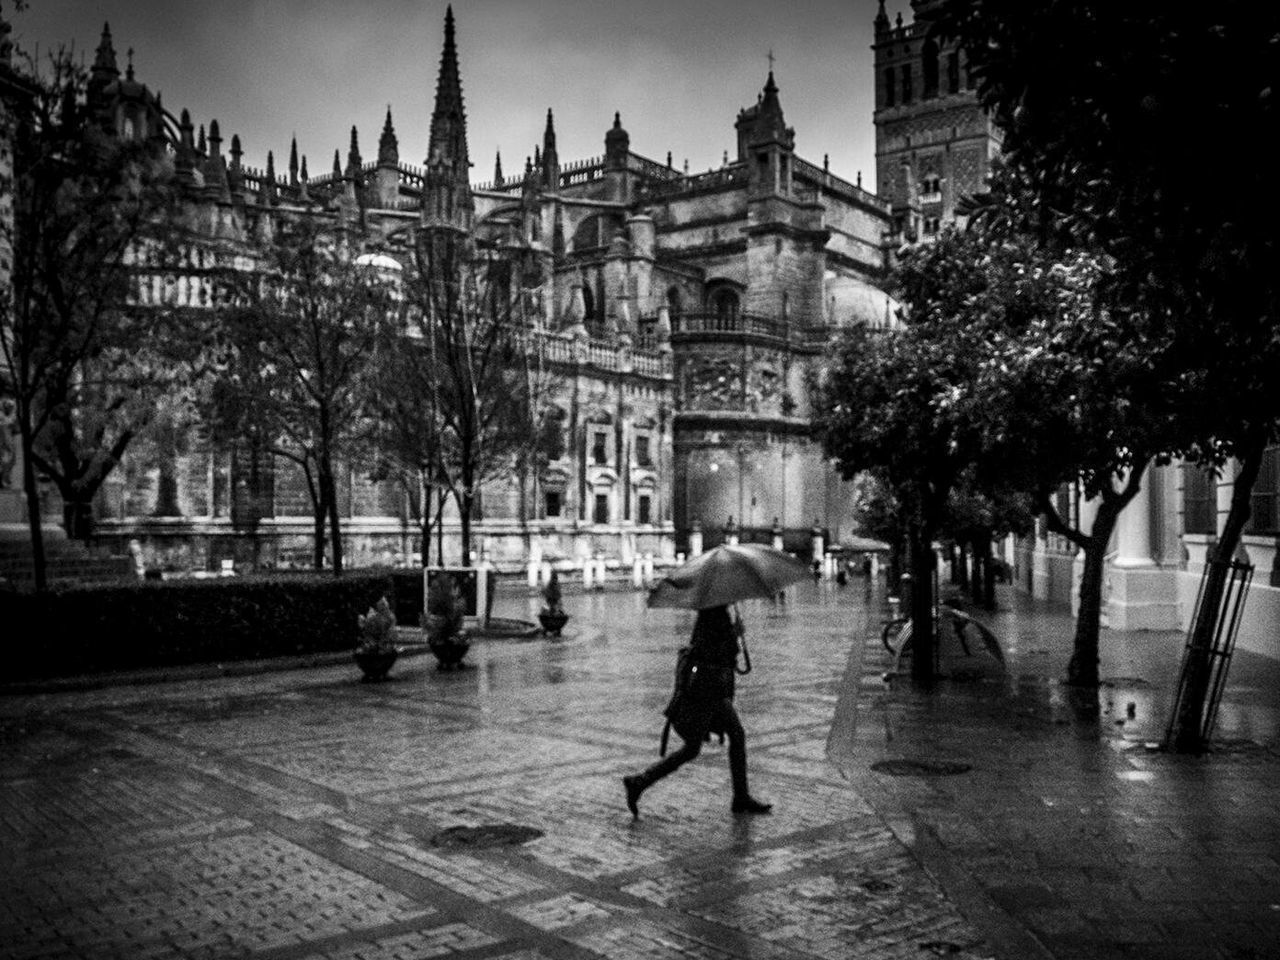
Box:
[884,68,896,107]
[900,64,913,104]
[581,283,596,323]
[711,289,739,327]
[922,40,939,99]
[947,52,961,94]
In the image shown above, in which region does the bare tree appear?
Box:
[1,46,192,588]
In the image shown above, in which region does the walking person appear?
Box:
[622,605,771,818]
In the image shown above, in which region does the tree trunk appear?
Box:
[18,414,48,592]
[322,459,343,576]
[1067,499,1119,687]
[956,543,969,590]
[459,488,474,565]
[312,498,326,570]
[981,538,996,610]
[909,523,936,686]
[969,537,983,602]
[62,498,94,540]
[1169,438,1266,752]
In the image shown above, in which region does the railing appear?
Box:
[792,156,888,211]
[644,163,748,200]
[628,151,684,182]
[672,311,785,340]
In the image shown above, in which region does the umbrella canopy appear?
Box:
[647,543,810,610]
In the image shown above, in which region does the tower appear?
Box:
[422,5,473,238]
[872,0,1001,241]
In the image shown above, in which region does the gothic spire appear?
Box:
[426,5,469,171]
[541,107,558,187]
[346,125,362,178]
[494,150,504,187]
[93,22,118,77]
[378,106,399,166]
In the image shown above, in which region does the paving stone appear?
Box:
[1,583,1277,960]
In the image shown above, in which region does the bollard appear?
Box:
[583,560,594,590]
[676,551,686,565]
[527,561,539,588]
[632,557,643,588]
[643,552,655,582]
[541,561,552,585]
[595,556,607,589]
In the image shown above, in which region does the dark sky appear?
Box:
[11,0,910,189]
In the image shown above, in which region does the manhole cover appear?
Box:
[430,824,544,849]
[871,759,972,777]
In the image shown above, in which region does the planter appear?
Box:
[429,637,470,671]
[538,609,569,637]
[354,648,398,682]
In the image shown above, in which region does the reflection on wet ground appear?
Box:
[1,578,1278,960]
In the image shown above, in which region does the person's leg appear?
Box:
[623,737,701,818]
[721,703,771,814]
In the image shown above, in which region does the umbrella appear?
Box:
[647,543,810,610]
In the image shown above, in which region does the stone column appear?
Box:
[1105,465,1179,630]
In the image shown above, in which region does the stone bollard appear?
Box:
[527,561,539,588]
[676,552,686,565]
[643,552,655,583]
[583,560,595,590]
[595,556,607,589]
[541,561,552,585]
[632,557,644,587]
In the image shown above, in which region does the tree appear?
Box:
[816,302,986,683]
[211,221,395,575]
[933,0,1280,743]
[1,46,191,589]
[398,234,556,564]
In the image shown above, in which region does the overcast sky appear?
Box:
[11,0,913,189]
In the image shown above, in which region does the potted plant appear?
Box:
[355,596,399,681]
[538,569,569,636]
[423,574,469,670]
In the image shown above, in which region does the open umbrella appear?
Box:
[647,543,810,610]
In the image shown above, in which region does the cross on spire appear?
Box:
[767,48,775,73]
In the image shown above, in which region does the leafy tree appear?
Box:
[211,221,395,575]
[933,0,1280,740]
[816,299,986,683]
[1,45,191,588]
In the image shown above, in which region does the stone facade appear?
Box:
[872,0,1001,242]
[23,10,894,574]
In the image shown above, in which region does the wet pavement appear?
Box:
[2,579,1278,960]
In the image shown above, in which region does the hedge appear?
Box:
[6,572,395,680]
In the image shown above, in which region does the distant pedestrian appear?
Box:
[622,605,771,818]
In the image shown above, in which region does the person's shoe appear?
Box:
[731,795,772,815]
[623,775,644,819]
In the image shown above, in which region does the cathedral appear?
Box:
[2,7,895,573]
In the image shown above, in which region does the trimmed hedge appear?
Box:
[7,572,393,680]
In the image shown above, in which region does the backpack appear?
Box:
[657,636,751,756]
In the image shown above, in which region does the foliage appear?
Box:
[1,46,198,587]
[424,571,464,642]
[934,1,1279,703]
[208,219,397,574]
[8,571,393,680]
[356,596,398,654]
[388,234,559,561]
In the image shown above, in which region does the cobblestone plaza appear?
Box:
[3,582,1278,959]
